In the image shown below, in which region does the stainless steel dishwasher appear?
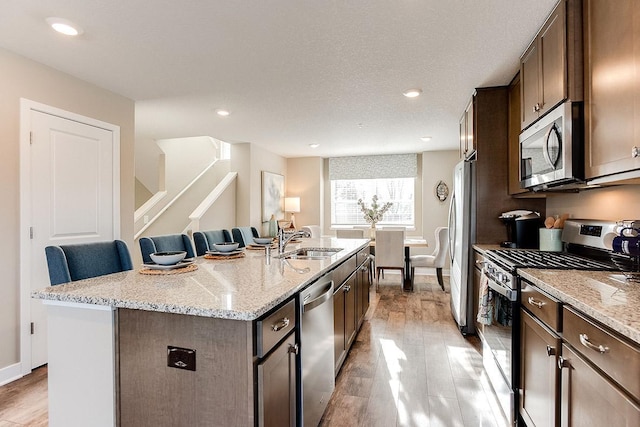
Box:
[300,272,335,427]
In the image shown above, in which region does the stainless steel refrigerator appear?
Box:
[448,156,476,335]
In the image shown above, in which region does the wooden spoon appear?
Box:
[544,216,556,229]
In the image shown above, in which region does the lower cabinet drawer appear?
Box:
[257,299,296,358]
[563,306,640,401]
[521,281,561,331]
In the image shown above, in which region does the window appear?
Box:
[331,178,415,227]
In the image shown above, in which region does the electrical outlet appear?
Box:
[167,346,196,371]
[143,215,149,224]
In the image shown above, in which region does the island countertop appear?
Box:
[32,237,369,321]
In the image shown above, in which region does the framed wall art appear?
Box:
[261,171,285,222]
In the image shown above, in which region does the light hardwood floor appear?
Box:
[0,274,507,427]
[320,273,508,427]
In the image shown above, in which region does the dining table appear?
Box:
[369,237,428,291]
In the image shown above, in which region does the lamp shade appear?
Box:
[284,197,300,213]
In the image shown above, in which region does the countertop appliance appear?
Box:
[478,219,622,425]
[448,157,475,335]
[499,210,534,248]
[300,273,335,427]
[520,101,584,190]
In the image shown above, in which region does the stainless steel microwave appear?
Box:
[519,102,584,190]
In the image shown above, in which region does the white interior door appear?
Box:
[28,109,118,369]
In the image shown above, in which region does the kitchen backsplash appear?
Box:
[546,185,640,221]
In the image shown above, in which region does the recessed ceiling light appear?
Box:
[216,109,230,117]
[309,143,320,148]
[420,136,432,142]
[46,17,83,36]
[403,88,422,98]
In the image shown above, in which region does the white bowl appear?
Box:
[213,242,240,252]
[253,237,273,245]
[150,251,187,265]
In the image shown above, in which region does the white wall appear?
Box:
[286,157,324,232]
[0,47,134,374]
[231,143,288,236]
[419,150,459,255]
[134,136,164,193]
[156,136,218,194]
[546,185,640,221]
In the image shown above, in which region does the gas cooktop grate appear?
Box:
[487,249,618,270]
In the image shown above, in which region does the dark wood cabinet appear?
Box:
[520,309,561,427]
[520,0,583,130]
[559,344,640,426]
[466,87,545,244]
[518,279,640,427]
[333,281,346,374]
[344,273,357,350]
[583,0,640,179]
[459,97,474,159]
[356,258,371,327]
[257,334,297,427]
[334,249,371,374]
[508,74,528,195]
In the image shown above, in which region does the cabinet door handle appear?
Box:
[579,333,610,354]
[527,296,546,309]
[344,285,351,292]
[271,317,290,332]
[288,343,299,355]
[632,146,639,158]
[546,345,556,357]
[558,356,570,370]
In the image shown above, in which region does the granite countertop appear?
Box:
[32,237,368,321]
[518,269,640,346]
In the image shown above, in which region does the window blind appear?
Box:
[329,154,417,180]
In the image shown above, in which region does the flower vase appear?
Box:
[370,223,376,241]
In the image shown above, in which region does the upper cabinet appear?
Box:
[520,0,583,130]
[584,0,640,180]
[459,97,474,159]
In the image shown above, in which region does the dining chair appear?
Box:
[45,240,134,285]
[139,234,196,264]
[374,229,405,290]
[231,226,260,247]
[410,226,449,291]
[336,229,365,238]
[300,225,321,238]
[193,229,232,256]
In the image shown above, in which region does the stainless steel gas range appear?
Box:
[477,219,623,425]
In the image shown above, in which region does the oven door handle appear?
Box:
[486,278,517,301]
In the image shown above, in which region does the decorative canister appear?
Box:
[539,228,563,252]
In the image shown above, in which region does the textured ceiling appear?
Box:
[0,0,557,158]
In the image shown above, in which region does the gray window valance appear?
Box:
[329,154,417,180]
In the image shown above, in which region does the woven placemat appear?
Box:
[246,244,276,251]
[204,252,246,260]
[139,263,198,275]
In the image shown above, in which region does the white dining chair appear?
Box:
[336,229,365,238]
[374,229,405,290]
[410,227,449,291]
[301,225,321,237]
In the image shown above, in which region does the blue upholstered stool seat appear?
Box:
[45,240,133,285]
[139,234,196,264]
[193,229,232,256]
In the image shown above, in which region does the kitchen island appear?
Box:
[32,237,369,427]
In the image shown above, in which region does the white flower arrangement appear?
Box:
[356,195,393,225]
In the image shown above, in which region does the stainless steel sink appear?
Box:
[277,247,343,260]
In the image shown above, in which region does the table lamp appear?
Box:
[284,197,300,229]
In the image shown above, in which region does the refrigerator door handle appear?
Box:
[448,193,456,262]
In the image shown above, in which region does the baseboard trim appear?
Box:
[0,362,24,386]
